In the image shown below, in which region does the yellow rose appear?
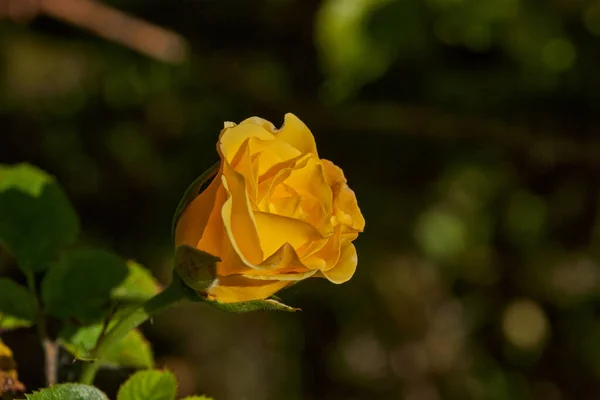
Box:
[174,113,365,304]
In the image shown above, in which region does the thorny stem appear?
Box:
[79,277,188,385]
[91,305,116,356]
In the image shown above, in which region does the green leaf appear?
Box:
[60,323,154,368]
[117,370,177,400]
[41,249,128,323]
[204,297,300,313]
[58,324,102,361]
[0,163,79,272]
[174,245,219,292]
[0,278,36,325]
[111,261,162,304]
[172,161,219,239]
[105,328,154,368]
[25,383,108,400]
[0,313,34,329]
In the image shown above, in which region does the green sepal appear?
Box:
[174,245,219,291]
[171,161,219,239]
[173,246,299,313]
[202,297,300,313]
[25,383,108,400]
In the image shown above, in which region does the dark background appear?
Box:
[2,0,600,399]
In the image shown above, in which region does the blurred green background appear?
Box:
[2,0,600,399]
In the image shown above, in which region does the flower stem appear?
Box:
[79,277,189,385]
[26,272,57,386]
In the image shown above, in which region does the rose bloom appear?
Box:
[175,114,364,303]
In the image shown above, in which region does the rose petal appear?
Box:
[322,159,365,232]
[285,156,332,213]
[251,139,301,176]
[175,165,223,248]
[283,157,333,234]
[257,154,309,210]
[276,113,318,155]
[297,237,329,259]
[219,120,275,163]
[196,186,227,256]
[253,211,321,258]
[334,183,365,232]
[243,243,317,280]
[320,240,358,284]
[322,159,346,186]
[205,275,292,303]
[230,139,258,203]
[268,184,302,216]
[239,116,278,131]
[221,161,263,265]
[310,225,342,271]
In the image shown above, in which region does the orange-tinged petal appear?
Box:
[175,166,222,248]
[205,275,291,303]
[212,227,252,276]
[221,161,263,265]
[253,211,321,258]
[196,185,227,256]
[320,240,358,284]
[276,113,318,155]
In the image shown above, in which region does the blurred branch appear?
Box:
[298,101,600,169]
[194,52,600,169]
[0,0,187,63]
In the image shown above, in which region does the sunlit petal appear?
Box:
[196,185,227,257]
[254,211,322,258]
[206,275,292,303]
[219,120,275,163]
[276,113,318,155]
[175,165,222,248]
[320,240,358,284]
[244,243,317,279]
[322,159,365,232]
[221,161,263,265]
